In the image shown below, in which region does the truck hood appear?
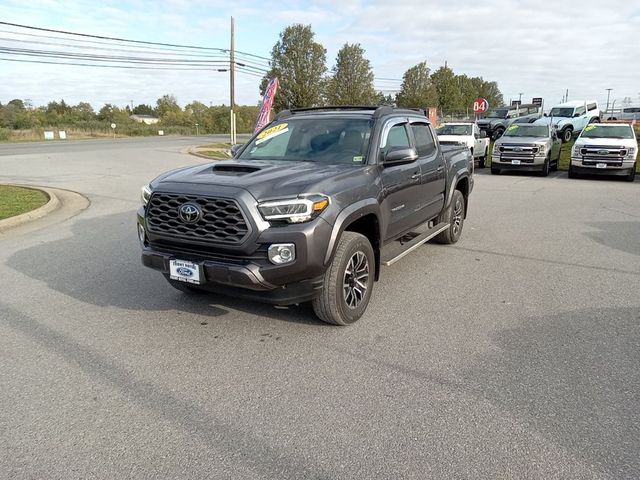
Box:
[534,116,571,127]
[437,135,471,145]
[496,136,549,146]
[573,137,636,148]
[151,159,363,201]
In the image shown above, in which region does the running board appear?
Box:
[381,222,450,266]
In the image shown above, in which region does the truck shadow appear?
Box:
[585,221,640,257]
[7,210,324,326]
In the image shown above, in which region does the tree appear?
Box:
[431,65,463,114]
[155,94,181,118]
[395,61,438,108]
[325,43,376,105]
[260,24,327,111]
[132,104,156,116]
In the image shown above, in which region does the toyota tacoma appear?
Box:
[137,106,473,325]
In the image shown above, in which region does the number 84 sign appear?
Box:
[473,98,489,114]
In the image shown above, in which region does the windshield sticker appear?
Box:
[584,124,597,132]
[507,124,519,131]
[256,123,288,144]
[352,155,364,163]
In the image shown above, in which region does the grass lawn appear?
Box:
[0,185,49,220]
[194,142,232,160]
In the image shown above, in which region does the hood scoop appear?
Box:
[210,163,263,176]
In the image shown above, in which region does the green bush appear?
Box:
[0,128,9,141]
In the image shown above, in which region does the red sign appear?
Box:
[254,77,279,134]
[473,98,489,114]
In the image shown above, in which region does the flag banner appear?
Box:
[254,77,279,134]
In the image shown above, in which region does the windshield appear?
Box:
[436,125,472,136]
[503,124,549,137]
[581,124,634,139]
[239,117,373,164]
[549,107,574,118]
[485,109,508,119]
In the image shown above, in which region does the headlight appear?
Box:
[536,145,547,155]
[258,195,329,223]
[627,147,636,158]
[571,146,579,157]
[141,184,152,206]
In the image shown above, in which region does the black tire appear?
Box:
[540,156,550,177]
[434,189,465,245]
[166,278,204,294]
[492,127,505,140]
[491,166,501,175]
[312,232,375,326]
[568,163,578,179]
[478,156,486,169]
[625,164,636,182]
[561,127,573,143]
[588,117,600,124]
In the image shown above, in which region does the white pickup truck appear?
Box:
[569,123,637,182]
[436,123,490,168]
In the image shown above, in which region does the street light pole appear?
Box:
[518,92,523,103]
[229,16,236,145]
[605,88,613,119]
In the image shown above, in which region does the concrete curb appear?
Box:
[186,145,230,161]
[0,185,61,232]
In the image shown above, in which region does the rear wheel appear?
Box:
[478,148,488,168]
[312,232,374,326]
[434,189,465,244]
[492,127,505,140]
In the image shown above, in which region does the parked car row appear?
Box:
[436,119,637,181]
[477,100,601,144]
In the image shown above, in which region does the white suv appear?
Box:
[534,100,600,143]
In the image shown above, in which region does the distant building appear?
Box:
[130,114,160,125]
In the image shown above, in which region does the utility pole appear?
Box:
[130,99,134,112]
[518,93,523,103]
[229,16,236,145]
[605,88,613,118]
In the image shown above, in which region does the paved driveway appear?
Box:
[1,137,639,479]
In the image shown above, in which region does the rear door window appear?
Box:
[410,123,436,156]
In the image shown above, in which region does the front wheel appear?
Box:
[568,163,578,179]
[561,127,573,143]
[312,232,375,326]
[492,128,505,140]
[540,157,550,177]
[478,148,488,168]
[625,164,636,182]
[434,189,465,244]
[491,166,501,175]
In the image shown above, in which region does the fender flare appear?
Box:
[323,199,382,266]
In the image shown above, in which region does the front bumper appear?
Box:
[492,154,547,170]
[570,157,636,175]
[137,206,334,304]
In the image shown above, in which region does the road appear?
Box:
[1,137,639,479]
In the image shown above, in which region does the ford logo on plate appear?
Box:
[178,203,202,224]
[597,150,609,155]
[176,267,193,277]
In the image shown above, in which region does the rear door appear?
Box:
[410,121,446,221]
[379,120,425,240]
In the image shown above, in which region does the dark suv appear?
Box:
[477,104,543,139]
[138,106,473,325]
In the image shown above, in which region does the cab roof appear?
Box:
[552,100,597,108]
[276,105,429,122]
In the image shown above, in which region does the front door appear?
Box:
[380,121,424,240]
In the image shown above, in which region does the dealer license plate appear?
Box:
[169,259,202,284]
[511,160,521,165]
[596,163,607,169]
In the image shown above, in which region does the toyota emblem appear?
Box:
[178,203,202,224]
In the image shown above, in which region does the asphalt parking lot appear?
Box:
[1,136,639,479]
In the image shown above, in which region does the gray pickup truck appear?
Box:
[491,124,561,176]
[137,106,473,325]
[477,104,543,140]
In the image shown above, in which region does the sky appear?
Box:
[1,0,639,112]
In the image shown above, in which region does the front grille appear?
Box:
[149,240,268,265]
[495,144,539,163]
[146,193,250,244]
[579,145,627,164]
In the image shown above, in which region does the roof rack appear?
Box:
[276,105,426,120]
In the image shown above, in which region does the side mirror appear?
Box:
[543,113,548,117]
[384,147,418,165]
[573,113,580,118]
[480,131,487,138]
[230,143,244,157]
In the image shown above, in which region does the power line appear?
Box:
[0,56,228,71]
[0,21,271,61]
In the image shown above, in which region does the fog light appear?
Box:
[138,224,146,245]
[268,243,295,265]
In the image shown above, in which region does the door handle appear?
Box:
[436,165,444,172]
[411,173,420,180]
